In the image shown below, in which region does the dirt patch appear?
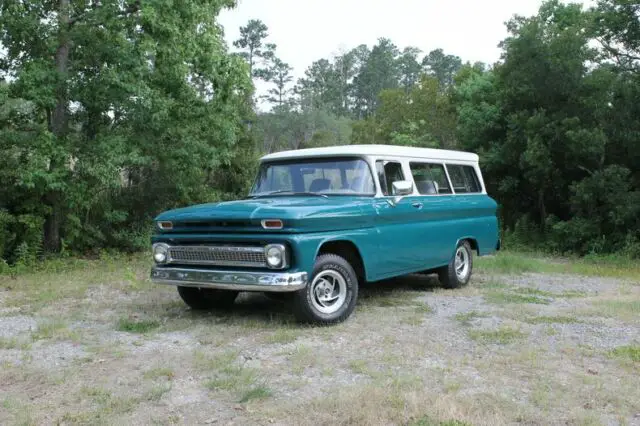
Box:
[1,258,639,425]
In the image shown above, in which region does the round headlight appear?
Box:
[265,245,284,268]
[153,243,169,264]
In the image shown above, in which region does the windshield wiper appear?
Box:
[251,190,328,199]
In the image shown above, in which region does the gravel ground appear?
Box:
[0,258,639,426]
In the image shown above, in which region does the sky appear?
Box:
[218,0,594,107]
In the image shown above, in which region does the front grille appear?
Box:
[167,245,266,268]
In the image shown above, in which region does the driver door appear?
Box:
[372,159,426,276]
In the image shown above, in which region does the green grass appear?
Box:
[591,299,640,321]
[193,349,239,372]
[482,285,586,306]
[523,315,581,325]
[290,344,316,375]
[468,327,527,344]
[143,367,174,381]
[475,253,553,274]
[144,383,172,401]
[116,317,160,334]
[0,337,31,350]
[32,319,80,342]
[454,311,489,326]
[476,251,640,278]
[263,328,301,345]
[485,290,551,305]
[205,367,259,393]
[609,345,640,363]
[360,290,424,308]
[239,385,272,403]
[414,303,434,314]
[348,359,370,375]
[409,417,471,426]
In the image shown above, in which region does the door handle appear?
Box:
[412,202,423,209]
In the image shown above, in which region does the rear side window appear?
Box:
[376,160,405,196]
[446,164,482,193]
[409,162,453,195]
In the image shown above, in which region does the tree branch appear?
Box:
[595,37,640,70]
[68,0,141,27]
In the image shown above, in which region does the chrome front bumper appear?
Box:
[150,267,307,292]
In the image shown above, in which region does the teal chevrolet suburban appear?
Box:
[150,145,500,324]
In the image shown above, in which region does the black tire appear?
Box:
[292,254,358,325]
[177,286,239,310]
[437,240,473,289]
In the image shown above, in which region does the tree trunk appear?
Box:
[44,0,71,253]
[538,188,547,232]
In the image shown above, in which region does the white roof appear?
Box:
[260,144,479,163]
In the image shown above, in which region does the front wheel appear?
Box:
[292,254,358,325]
[437,240,473,289]
[177,286,239,310]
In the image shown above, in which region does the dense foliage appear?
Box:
[1,0,639,265]
[0,0,254,264]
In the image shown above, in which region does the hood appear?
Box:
[155,196,375,233]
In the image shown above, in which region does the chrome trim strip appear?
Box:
[150,267,307,292]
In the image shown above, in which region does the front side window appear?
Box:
[375,160,405,196]
[409,162,453,195]
[250,157,375,196]
[446,164,482,193]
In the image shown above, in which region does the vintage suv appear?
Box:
[150,145,500,324]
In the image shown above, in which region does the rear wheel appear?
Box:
[177,286,239,310]
[437,240,473,289]
[292,254,358,325]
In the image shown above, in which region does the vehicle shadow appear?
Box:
[161,273,443,326]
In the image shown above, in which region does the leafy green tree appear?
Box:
[591,0,639,71]
[233,19,276,79]
[353,38,400,117]
[0,0,252,259]
[397,47,423,92]
[263,57,294,107]
[422,48,463,87]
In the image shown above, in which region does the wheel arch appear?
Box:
[315,239,367,284]
[454,236,479,256]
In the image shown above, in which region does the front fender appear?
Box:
[289,228,378,281]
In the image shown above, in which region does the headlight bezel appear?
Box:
[156,221,173,231]
[264,243,288,269]
[152,242,170,264]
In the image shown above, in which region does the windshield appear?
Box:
[250,157,376,196]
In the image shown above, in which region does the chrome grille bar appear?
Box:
[167,245,267,268]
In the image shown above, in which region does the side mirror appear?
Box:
[392,180,413,196]
[387,180,413,206]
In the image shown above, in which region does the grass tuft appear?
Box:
[475,253,550,274]
[454,311,489,326]
[143,367,174,381]
[468,327,526,344]
[609,345,640,363]
[263,328,300,345]
[239,385,272,403]
[116,318,160,333]
[524,315,581,325]
[0,337,31,350]
[485,290,551,305]
[409,417,471,426]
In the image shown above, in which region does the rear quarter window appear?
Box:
[446,164,482,193]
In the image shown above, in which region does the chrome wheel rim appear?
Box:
[310,270,348,315]
[454,246,470,281]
